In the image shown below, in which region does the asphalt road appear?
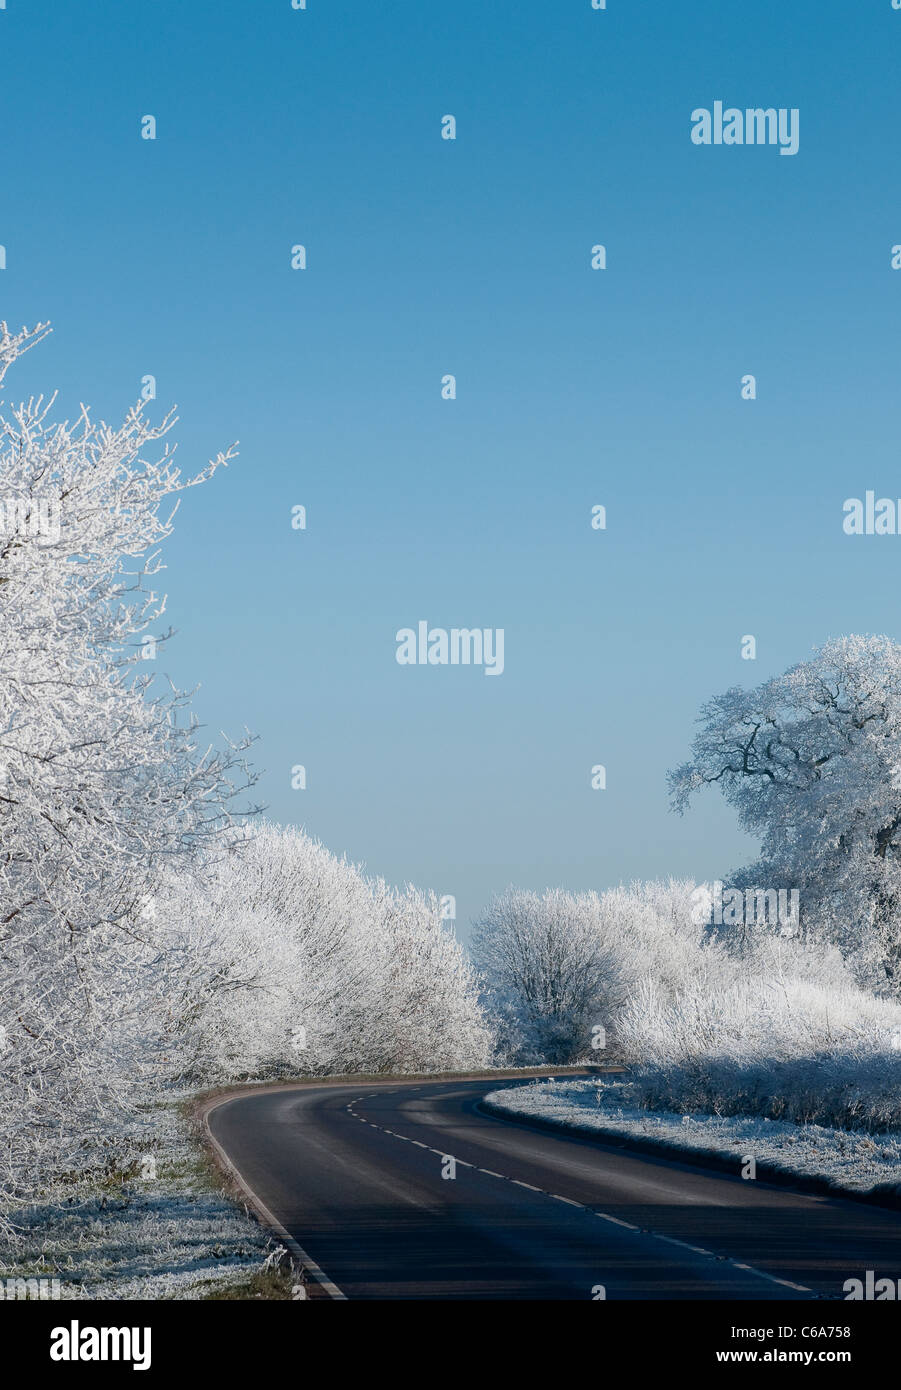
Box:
[207,1078,901,1300]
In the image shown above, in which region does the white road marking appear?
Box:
[595,1213,640,1231]
[347,1096,813,1296]
[202,1095,346,1301]
[654,1233,714,1255]
[732,1262,810,1292]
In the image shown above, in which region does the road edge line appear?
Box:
[199,1092,347,1301]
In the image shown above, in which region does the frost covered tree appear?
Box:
[0,322,255,1218]
[669,635,901,989]
[0,318,497,1236]
[471,888,635,1063]
[159,823,492,1080]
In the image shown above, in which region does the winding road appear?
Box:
[206,1077,901,1301]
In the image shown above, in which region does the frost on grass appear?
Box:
[0,1101,273,1300]
[486,1077,901,1198]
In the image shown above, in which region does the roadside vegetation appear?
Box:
[0,323,488,1293]
[474,638,901,1146]
[3,319,900,1295]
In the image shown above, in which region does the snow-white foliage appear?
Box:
[0,324,489,1241]
[158,822,493,1081]
[617,975,901,1131]
[475,877,901,1134]
[0,322,256,1222]
[669,635,901,990]
[472,879,721,1064]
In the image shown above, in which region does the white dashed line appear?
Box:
[731,1262,810,1292]
[654,1233,714,1255]
[595,1213,640,1230]
[345,1096,811,1296]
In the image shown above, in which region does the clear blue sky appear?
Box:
[2,0,898,938]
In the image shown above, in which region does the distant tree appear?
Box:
[471,889,628,1064]
[669,635,901,989]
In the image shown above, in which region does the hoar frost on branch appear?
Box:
[471,881,719,1064]
[668,635,901,988]
[0,322,258,1224]
[160,823,492,1082]
[0,323,493,1238]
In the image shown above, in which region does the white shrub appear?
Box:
[159,823,493,1082]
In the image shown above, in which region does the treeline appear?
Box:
[471,881,901,1130]
[0,323,488,1229]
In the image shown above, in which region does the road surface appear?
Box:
[206,1077,901,1300]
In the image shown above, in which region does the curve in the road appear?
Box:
[205,1078,901,1301]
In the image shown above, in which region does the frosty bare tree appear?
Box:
[0,322,256,1219]
[471,888,635,1063]
[669,635,901,988]
[161,823,492,1081]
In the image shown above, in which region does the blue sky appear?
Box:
[2,0,899,938]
